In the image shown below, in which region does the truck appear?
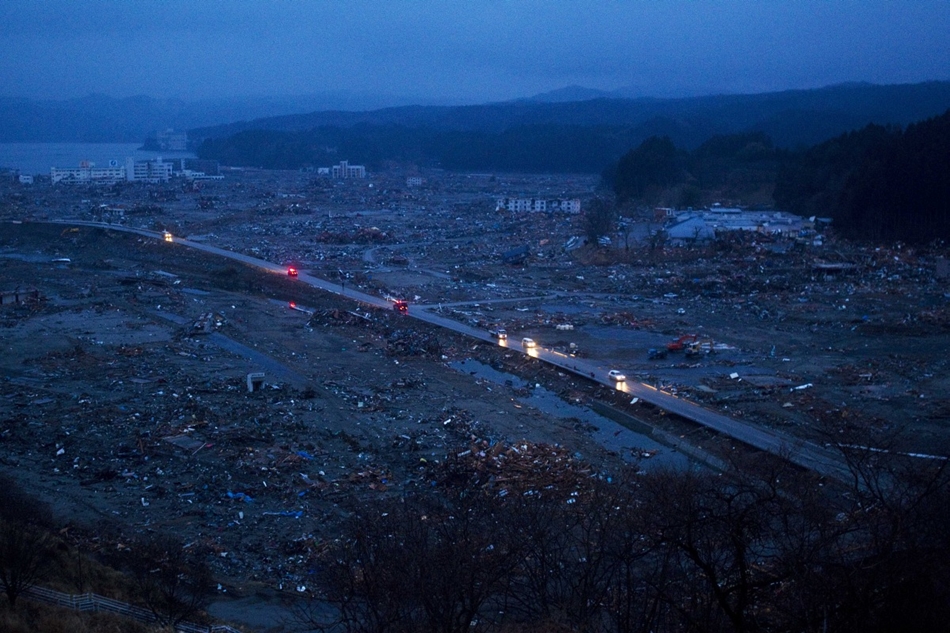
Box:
[666,334,698,352]
[393,300,409,314]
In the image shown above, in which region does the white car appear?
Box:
[521,337,536,349]
[608,370,626,382]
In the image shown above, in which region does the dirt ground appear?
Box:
[2,169,950,629]
[0,223,628,592]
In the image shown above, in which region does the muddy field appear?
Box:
[2,170,950,628]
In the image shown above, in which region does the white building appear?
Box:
[51,158,174,184]
[495,197,581,213]
[667,216,716,242]
[666,207,812,244]
[330,161,366,179]
[51,161,126,184]
[154,129,188,151]
[125,157,172,183]
[551,199,582,213]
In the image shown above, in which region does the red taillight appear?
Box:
[289,302,296,308]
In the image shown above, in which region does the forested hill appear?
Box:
[193,81,950,173]
[0,92,424,143]
[774,109,950,244]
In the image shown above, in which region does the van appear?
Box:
[521,337,536,349]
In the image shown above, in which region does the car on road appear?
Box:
[608,369,626,382]
[521,337,536,349]
[491,328,507,340]
[287,267,298,277]
[163,231,173,243]
[393,300,409,314]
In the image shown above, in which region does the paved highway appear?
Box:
[36,220,851,482]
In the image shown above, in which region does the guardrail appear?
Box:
[22,585,243,633]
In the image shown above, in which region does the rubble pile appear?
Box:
[598,311,651,327]
[385,328,442,357]
[314,226,392,244]
[307,308,375,327]
[191,311,226,335]
[434,440,599,501]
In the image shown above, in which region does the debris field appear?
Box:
[2,168,950,602]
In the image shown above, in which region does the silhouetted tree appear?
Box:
[309,492,528,633]
[687,132,783,193]
[0,474,53,607]
[121,533,213,626]
[611,136,682,202]
[819,426,950,633]
[299,436,950,633]
[585,196,618,245]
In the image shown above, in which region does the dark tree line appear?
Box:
[774,109,950,244]
[196,122,787,177]
[197,107,948,245]
[298,446,950,633]
[605,135,683,202]
[197,123,648,174]
[687,132,786,194]
[602,132,785,206]
[602,111,949,245]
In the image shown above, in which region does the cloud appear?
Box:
[0,0,948,101]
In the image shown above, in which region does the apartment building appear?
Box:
[50,157,174,184]
[331,160,366,179]
[495,197,582,213]
[50,161,127,184]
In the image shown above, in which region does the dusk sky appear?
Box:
[2,0,949,104]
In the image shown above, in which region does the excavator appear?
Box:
[685,337,716,356]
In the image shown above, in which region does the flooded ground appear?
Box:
[452,358,695,471]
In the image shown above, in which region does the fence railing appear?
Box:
[22,585,243,633]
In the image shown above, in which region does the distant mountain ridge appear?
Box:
[522,85,623,102]
[0,91,457,143]
[189,81,950,151]
[193,82,950,175]
[3,82,950,156]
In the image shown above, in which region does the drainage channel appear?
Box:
[452,359,703,472]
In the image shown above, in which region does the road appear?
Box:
[38,220,852,482]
